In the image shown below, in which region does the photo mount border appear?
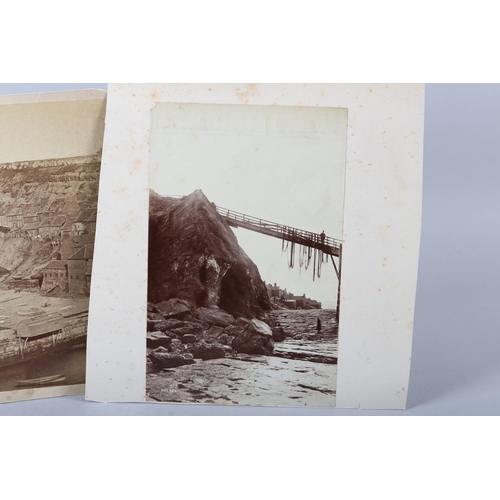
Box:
[86,83,424,409]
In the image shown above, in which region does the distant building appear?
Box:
[294,294,322,309]
[41,260,69,293]
[0,211,8,228]
[21,222,40,238]
[39,215,67,238]
[71,208,97,236]
[36,210,52,224]
[0,180,97,297]
[266,283,321,309]
[67,244,94,295]
[267,283,281,299]
[6,209,24,229]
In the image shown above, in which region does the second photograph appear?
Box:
[146,102,347,407]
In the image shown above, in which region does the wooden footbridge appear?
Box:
[216,206,342,258]
[165,194,343,319]
[166,194,342,268]
[218,206,343,321]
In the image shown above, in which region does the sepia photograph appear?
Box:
[146,102,347,406]
[0,154,100,392]
[0,90,105,401]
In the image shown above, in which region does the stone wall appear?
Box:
[0,315,88,368]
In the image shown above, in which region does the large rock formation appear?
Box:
[148,190,271,319]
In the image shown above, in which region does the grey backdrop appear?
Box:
[0,83,498,415]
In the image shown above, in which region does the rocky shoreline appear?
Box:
[147,298,285,372]
[146,298,338,406]
[146,191,337,406]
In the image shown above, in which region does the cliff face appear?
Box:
[0,160,100,211]
[148,190,271,319]
[0,158,100,282]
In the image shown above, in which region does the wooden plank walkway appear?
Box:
[216,206,342,257]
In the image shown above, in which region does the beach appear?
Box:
[147,309,338,407]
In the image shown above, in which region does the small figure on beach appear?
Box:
[320,230,326,244]
[316,318,322,332]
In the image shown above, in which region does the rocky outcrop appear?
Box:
[146,189,277,373]
[145,296,299,379]
[231,319,275,355]
[148,190,271,319]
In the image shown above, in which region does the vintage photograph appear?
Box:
[146,102,347,406]
[0,153,100,393]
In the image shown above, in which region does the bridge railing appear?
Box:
[162,195,343,253]
[216,206,342,252]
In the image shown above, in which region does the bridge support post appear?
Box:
[336,244,342,324]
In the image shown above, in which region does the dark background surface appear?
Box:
[0,83,498,415]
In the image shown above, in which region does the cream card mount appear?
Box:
[86,84,424,409]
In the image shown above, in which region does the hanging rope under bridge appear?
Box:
[163,195,343,281]
[215,206,342,281]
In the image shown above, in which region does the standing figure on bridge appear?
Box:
[320,230,326,244]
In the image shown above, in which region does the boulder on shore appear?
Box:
[187,341,227,360]
[169,338,185,353]
[193,307,235,328]
[181,334,198,344]
[171,323,205,337]
[148,350,195,369]
[217,333,231,346]
[224,324,243,337]
[147,332,172,349]
[155,298,191,319]
[235,317,250,327]
[158,318,186,331]
[147,312,164,321]
[147,319,163,332]
[232,319,274,355]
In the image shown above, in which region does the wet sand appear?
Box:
[148,354,336,407]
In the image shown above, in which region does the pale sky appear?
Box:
[150,103,347,308]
